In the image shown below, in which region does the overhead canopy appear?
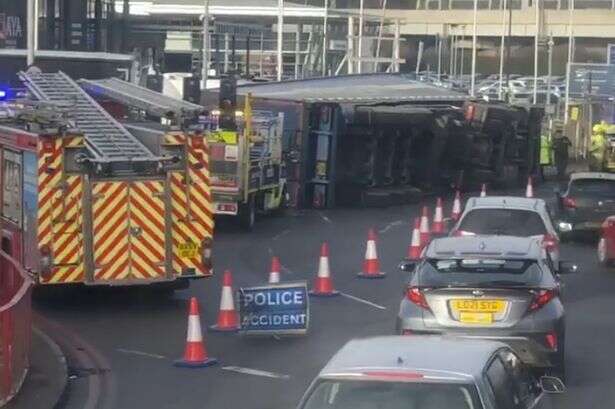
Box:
[234,74,469,104]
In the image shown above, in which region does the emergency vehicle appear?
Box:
[0,69,214,286]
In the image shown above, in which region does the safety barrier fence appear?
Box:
[0,250,33,407]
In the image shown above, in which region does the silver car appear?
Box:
[297,336,564,409]
[451,196,560,268]
[397,236,576,380]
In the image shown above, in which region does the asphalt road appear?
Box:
[34,182,615,409]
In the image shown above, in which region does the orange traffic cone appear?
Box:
[210,270,240,332]
[175,297,218,368]
[451,190,462,222]
[407,218,422,261]
[480,183,487,197]
[432,198,444,235]
[269,256,281,284]
[525,176,534,198]
[358,228,386,279]
[419,206,431,247]
[310,242,340,297]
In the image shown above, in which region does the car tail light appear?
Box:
[201,237,213,272]
[545,330,558,351]
[401,329,413,336]
[543,234,559,253]
[562,197,576,209]
[529,289,558,312]
[406,287,430,310]
[39,245,53,278]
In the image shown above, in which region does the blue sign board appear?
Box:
[567,63,615,98]
[238,282,309,335]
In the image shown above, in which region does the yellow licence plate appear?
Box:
[451,299,506,313]
[178,242,199,258]
[459,312,493,324]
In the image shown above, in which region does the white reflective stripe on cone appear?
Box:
[411,230,421,246]
[187,315,203,342]
[365,240,378,260]
[434,207,443,221]
[219,286,235,311]
[269,272,280,284]
[318,256,330,278]
[452,200,461,214]
[420,217,429,232]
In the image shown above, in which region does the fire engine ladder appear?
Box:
[18,71,156,162]
[79,77,204,120]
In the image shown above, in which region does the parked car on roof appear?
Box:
[555,172,615,239]
[298,336,565,409]
[397,236,577,380]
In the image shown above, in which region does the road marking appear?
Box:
[116,348,166,360]
[272,229,291,241]
[222,366,290,379]
[318,212,332,224]
[340,292,387,310]
[379,220,404,234]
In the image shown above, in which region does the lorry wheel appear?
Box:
[239,195,256,231]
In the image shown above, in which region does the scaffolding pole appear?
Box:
[374,0,388,72]
[322,0,329,76]
[358,0,364,74]
[277,0,284,81]
[348,16,355,74]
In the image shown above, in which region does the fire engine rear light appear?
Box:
[39,245,53,278]
[545,330,558,351]
[529,289,558,312]
[201,237,213,272]
[406,287,430,310]
[562,197,577,209]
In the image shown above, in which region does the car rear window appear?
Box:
[418,259,543,288]
[569,179,615,197]
[458,209,546,236]
[301,379,482,409]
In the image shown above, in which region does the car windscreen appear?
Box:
[418,259,543,288]
[569,179,615,197]
[458,209,547,236]
[301,379,482,409]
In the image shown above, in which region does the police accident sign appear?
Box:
[238,282,309,335]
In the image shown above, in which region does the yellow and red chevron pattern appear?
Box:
[165,132,214,276]
[129,181,166,279]
[37,135,85,284]
[92,181,130,281]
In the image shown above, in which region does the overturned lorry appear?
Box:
[215,74,543,208]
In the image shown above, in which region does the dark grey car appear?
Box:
[555,172,615,238]
[396,236,576,380]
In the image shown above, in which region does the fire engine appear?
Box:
[0,69,214,286]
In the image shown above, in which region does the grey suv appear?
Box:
[397,236,577,380]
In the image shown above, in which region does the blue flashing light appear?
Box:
[0,90,7,100]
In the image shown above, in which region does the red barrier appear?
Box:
[0,250,33,407]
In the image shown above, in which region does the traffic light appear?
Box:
[219,74,237,130]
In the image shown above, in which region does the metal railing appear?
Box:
[0,250,33,407]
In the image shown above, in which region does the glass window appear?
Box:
[419,259,543,287]
[500,350,541,408]
[2,149,22,226]
[301,379,482,409]
[485,357,516,409]
[569,179,615,197]
[458,209,547,236]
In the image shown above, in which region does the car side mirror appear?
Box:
[540,376,566,394]
[558,261,578,274]
[398,260,417,272]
